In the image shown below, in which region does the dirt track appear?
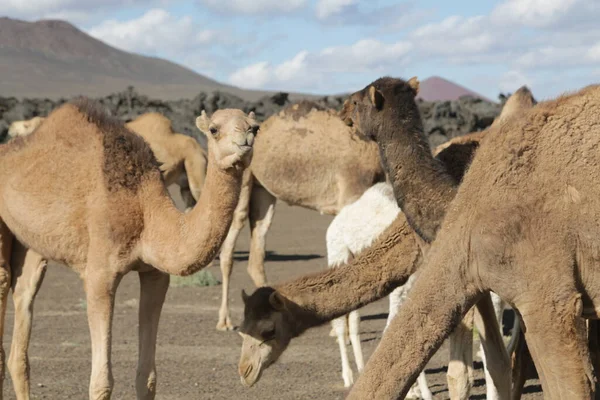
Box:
[1,191,542,399]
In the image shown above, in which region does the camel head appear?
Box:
[195,109,258,170]
[339,76,421,142]
[238,287,294,387]
[493,85,537,127]
[8,116,46,138]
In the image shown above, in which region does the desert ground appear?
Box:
[0,187,542,399]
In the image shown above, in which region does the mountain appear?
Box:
[416,76,491,102]
[0,17,273,101]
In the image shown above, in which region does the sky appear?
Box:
[1,0,600,100]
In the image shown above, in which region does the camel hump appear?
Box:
[69,97,160,192]
[280,100,327,121]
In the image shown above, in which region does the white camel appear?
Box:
[326,182,432,399]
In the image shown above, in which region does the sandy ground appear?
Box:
[1,191,543,399]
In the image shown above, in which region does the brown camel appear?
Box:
[216,101,384,330]
[0,100,257,400]
[340,78,600,398]
[7,113,207,210]
[237,86,536,399]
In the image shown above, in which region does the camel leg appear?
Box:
[506,312,521,356]
[7,244,47,400]
[0,220,13,397]
[216,171,252,331]
[474,293,512,400]
[385,277,432,400]
[348,310,364,372]
[347,246,480,400]
[588,321,600,395]
[136,269,169,400]
[247,185,276,287]
[447,307,474,400]
[84,268,122,400]
[332,315,354,387]
[519,293,593,399]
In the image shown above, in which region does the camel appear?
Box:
[7,113,206,209]
[237,86,536,399]
[7,117,45,138]
[327,181,432,398]
[216,101,384,330]
[340,78,600,398]
[0,99,257,400]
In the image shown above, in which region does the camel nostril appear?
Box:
[240,363,253,379]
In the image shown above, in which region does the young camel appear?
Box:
[0,99,257,400]
[7,113,207,209]
[217,101,384,330]
[237,86,536,399]
[341,79,600,398]
[327,182,432,398]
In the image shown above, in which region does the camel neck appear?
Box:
[378,119,457,243]
[275,214,422,335]
[141,152,244,276]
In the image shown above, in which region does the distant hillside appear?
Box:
[416,76,491,102]
[0,18,273,101]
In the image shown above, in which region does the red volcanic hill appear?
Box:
[416,76,491,102]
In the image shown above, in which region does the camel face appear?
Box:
[340,77,420,142]
[195,109,258,170]
[7,116,46,138]
[238,288,292,387]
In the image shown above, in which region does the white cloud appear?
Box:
[588,42,600,62]
[197,0,307,15]
[411,16,496,57]
[491,0,579,28]
[498,70,532,93]
[88,9,227,55]
[0,0,155,18]
[315,0,356,20]
[229,62,271,89]
[89,9,197,54]
[274,51,309,82]
[228,38,412,90]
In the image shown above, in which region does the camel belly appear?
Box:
[0,184,90,267]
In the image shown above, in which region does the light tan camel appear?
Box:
[340,78,600,398]
[216,101,384,330]
[0,99,257,400]
[7,113,207,209]
[7,117,45,138]
[237,86,536,399]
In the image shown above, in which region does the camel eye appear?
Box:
[251,125,259,134]
[263,328,275,340]
[209,126,218,135]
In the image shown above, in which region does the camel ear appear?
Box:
[195,110,210,135]
[269,291,286,311]
[407,76,420,95]
[248,111,256,120]
[368,86,384,110]
[241,289,249,304]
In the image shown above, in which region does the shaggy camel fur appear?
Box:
[341,79,600,398]
[237,86,536,399]
[216,101,384,330]
[327,182,432,398]
[0,100,257,400]
[7,113,206,209]
[7,117,46,138]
